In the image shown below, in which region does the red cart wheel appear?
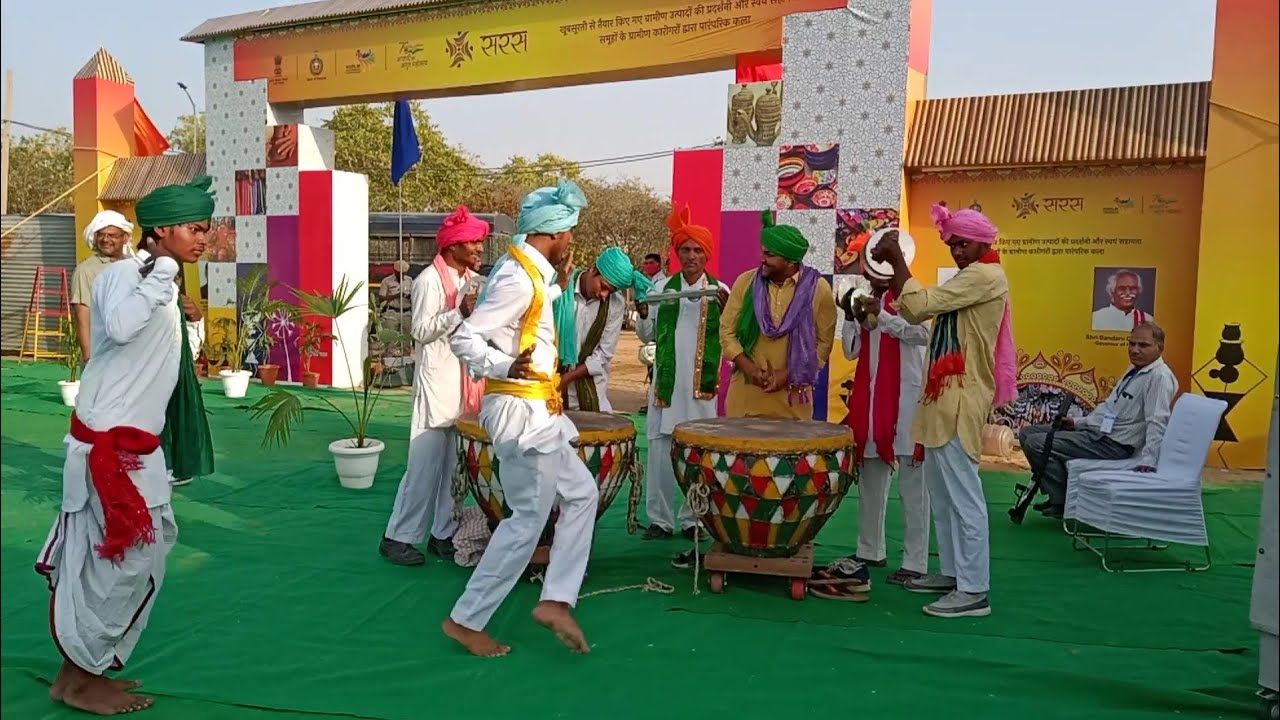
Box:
[790,578,807,600]
[709,572,726,594]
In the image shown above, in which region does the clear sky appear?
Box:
[0,0,1217,197]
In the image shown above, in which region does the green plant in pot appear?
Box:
[296,320,330,388]
[219,266,287,398]
[58,316,83,407]
[249,276,410,489]
[256,305,298,388]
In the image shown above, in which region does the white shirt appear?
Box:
[66,255,182,512]
[134,249,203,357]
[409,262,474,429]
[636,272,731,439]
[1092,304,1154,332]
[380,273,412,311]
[450,245,577,455]
[565,282,625,413]
[841,310,931,458]
[1075,356,1178,467]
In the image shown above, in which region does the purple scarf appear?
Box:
[750,265,820,403]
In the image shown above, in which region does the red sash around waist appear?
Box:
[69,413,161,562]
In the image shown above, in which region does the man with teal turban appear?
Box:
[446,178,598,658]
[720,209,837,420]
[37,177,211,714]
[552,246,652,412]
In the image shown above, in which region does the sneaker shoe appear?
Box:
[903,574,957,594]
[426,536,456,559]
[923,590,991,618]
[853,555,887,568]
[810,557,871,592]
[643,524,673,541]
[379,538,426,566]
[670,548,703,569]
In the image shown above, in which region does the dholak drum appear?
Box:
[454,411,640,531]
[671,418,858,558]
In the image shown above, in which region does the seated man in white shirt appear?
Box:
[1018,322,1178,519]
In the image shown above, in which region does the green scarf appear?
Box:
[561,299,610,411]
[552,269,584,366]
[736,271,763,362]
[159,319,214,479]
[655,273,722,406]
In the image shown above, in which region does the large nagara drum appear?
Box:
[454,411,640,530]
[671,418,858,558]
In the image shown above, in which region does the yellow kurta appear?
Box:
[895,263,1009,461]
[720,269,837,420]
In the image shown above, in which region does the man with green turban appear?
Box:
[720,209,837,420]
[37,177,211,714]
[552,246,652,411]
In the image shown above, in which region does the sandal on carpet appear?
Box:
[809,582,871,602]
[886,568,922,586]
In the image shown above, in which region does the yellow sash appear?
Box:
[484,244,563,415]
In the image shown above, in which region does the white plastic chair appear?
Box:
[1063,393,1228,572]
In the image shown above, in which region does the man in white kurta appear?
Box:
[444,180,597,657]
[635,204,729,542]
[36,178,212,714]
[812,275,931,596]
[381,207,488,565]
[554,247,650,413]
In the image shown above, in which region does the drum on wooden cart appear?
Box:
[671,417,858,599]
[454,411,641,571]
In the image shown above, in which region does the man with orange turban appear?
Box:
[635,204,729,557]
[380,206,488,566]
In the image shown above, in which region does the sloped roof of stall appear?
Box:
[905,81,1210,171]
[99,154,208,203]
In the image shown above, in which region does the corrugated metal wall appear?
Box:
[1,214,77,355]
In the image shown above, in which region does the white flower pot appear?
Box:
[58,380,80,407]
[329,438,385,489]
[219,369,252,398]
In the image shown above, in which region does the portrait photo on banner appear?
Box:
[1090,266,1157,332]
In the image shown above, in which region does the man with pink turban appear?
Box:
[380,206,489,566]
[635,204,730,551]
[870,202,1017,619]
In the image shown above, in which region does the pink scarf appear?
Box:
[433,254,484,414]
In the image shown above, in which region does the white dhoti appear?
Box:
[449,427,598,631]
[385,426,460,543]
[644,435,696,532]
[36,500,177,674]
[857,457,931,573]
[923,437,990,593]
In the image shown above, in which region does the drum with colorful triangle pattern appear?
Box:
[672,417,857,558]
[455,411,638,528]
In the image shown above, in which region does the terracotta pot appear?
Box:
[302,371,320,388]
[258,364,280,387]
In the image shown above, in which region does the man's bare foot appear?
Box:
[62,673,152,715]
[49,661,139,701]
[442,618,510,658]
[532,601,590,653]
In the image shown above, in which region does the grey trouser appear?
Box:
[1018,426,1133,505]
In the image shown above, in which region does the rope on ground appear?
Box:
[685,483,712,596]
[580,577,675,599]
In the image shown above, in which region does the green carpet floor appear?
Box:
[0,359,1264,719]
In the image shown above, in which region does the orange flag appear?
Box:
[133,99,170,156]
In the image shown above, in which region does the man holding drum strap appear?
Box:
[447,180,597,657]
[870,203,1018,619]
[552,247,652,412]
[720,209,837,420]
[379,206,488,566]
[635,204,730,542]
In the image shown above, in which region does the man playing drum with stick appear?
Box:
[635,204,730,542]
[869,203,1017,619]
[720,209,837,420]
[446,180,598,656]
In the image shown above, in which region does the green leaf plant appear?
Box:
[249,276,411,450]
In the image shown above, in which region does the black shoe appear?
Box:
[426,536,457,559]
[379,537,426,566]
[643,524,673,540]
[671,548,704,569]
[1032,499,1054,512]
[1039,504,1065,520]
[680,526,700,542]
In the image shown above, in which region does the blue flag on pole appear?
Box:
[391,100,421,186]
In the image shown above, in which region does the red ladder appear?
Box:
[20,266,71,361]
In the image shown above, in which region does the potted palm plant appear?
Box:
[58,317,82,407]
[250,277,407,489]
[218,267,286,398]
